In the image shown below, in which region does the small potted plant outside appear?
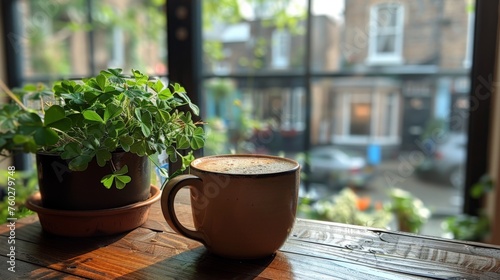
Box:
[0,68,205,236]
[389,188,431,234]
[442,174,493,241]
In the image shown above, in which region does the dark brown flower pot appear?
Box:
[36,152,151,210]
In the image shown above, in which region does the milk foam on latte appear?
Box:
[194,156,297,175]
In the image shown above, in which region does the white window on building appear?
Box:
[367,3,404,65]
[281,88,305,131]
[272,29,291,69]
[108,26,125,68]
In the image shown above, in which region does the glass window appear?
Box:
[202,0,307,75]
[272,30,291,69]
[202,0,475,238]
[367,3,404,64]
[350,100,371,136]
[18,0,166,80]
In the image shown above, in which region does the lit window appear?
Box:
[335,91,399,145]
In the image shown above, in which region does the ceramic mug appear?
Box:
[161,154,300,259]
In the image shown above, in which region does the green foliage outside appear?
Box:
[0,168,38,224]
[442,174,494,241]
[388,188,431,233]
[22,0,167,76]
[298,187,433,233]
[203,0,306,71]
[298,188,393,229]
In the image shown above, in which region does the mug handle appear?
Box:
[160,174,205,244]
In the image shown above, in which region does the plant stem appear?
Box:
[110,159,117,172]
[0,79,29,111]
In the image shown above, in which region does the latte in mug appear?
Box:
[161,154,300,259]
[193,156,298,175]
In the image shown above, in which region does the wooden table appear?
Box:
[2,188,500,279]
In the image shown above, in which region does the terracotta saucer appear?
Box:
[26,185,161,237]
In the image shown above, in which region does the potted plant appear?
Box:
[0,68,205,236]
[388,188,431,233]
[442,174,493,241]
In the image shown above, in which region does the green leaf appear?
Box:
[110,120,125,136]
[470,174,493,199]
[150,79,164,93]
[190,127,205,150]
[103,85,122,95]
[180,111,192,124]
[158,167,169,178]
[139,112,152,137]
[83,90,100,104]
[67,113,85,127]
[115,175,131,190]
[158,88,173,100]
[102,68,126,84]
[188,103,200,116]
[104,68,123,76]
[176,135,190,149]
[182,152,195,167]
[61,92,86,105]
[86,122,105,137]
[83,110,105,123]
[96,149,112,167]
[158,110,171,122]
[44,105,71,131]
[115,165,129,175]
[61,142,81,159]
[130,141,146,155]
[22,84,37,91]
[120,135,134,146]
[12,135,32,144]
[134,108,142,120]
[104,103,123,122]
[104,138,118,150]
[34,127,59,146]
[173,83,185,93]
[19,112,43,128]
[96,73,107,90]
[68,154,92,171]
[101,174,114,189]
[166,146,177,162]
[81,140,96,150]
[174,90,190,102]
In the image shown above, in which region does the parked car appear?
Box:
[415,133,466,189]
[304,146,375,189]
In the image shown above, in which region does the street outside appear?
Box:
[299,158,463,238]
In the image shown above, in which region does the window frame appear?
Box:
[366,3,405,65]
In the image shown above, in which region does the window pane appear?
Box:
[376,34,396,53]
[90,0,167,75]
[202,0,307,75]
[203,0,474,239]
[19,0,90,78]
[350,103,371,135]
[203,78,306,156]
[18,0,166,80]
[377,6,398,28]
